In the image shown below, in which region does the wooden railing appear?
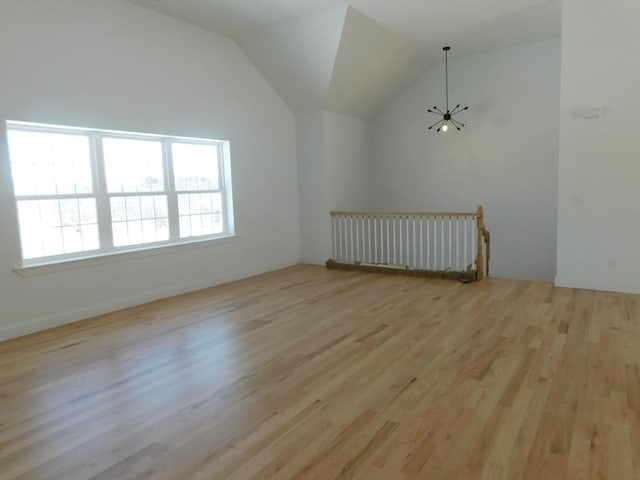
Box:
[327,206,490,281]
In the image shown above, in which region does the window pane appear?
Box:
[62,225,82,253]
[128,221,143,245]
[103,137,164,193]
[110,197,126,222]
[172,143,220,191]
[17,199,99,259]
[140,196,155,219]
[21,230,44,260]
[40,200,61,228]
[178,193,223,238]
[81,224,100,251]
[43,228,64,257]
[60,199,80,226]
[79,198,97,224]
[110,195,169,247]
[112,222,128,248]
[154,196,168,218]
[125,196,142,221]
[7,129,93,195]
[16,201,41,230]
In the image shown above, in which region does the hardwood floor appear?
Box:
[0,265,639,479]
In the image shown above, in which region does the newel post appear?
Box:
[476,205,484,280]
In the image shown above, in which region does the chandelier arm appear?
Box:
[431,106,445,115]
[450,118,464,130]
[448,104,460,115]
[428,118,445,130]
[427,109,442,117]
[450,105,465,115]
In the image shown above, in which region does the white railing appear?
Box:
[328,206,489,280]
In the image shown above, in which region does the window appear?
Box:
[6,121,234,266]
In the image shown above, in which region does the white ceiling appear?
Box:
[127,0,561,118]
[128,0,561,53]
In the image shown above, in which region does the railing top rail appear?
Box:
[330,210,479,218]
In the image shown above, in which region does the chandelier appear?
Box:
[427,46,469,132]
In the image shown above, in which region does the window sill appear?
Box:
[13,234,239,277]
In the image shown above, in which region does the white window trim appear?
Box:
[6,121,235,268]
[13,233,240,277]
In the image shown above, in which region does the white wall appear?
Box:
[370,39,561,281]
[297,111,370,264]
[556,0,640,294]
[0,0,300,341]
[297,112,329,264]
[324,112,370,213]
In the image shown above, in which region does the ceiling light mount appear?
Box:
[427,46,469,133]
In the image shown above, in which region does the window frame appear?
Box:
[6,121,235,268]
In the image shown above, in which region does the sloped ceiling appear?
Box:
[238,5,424,117]
[237,5,348,113]
[127,0,561,118]
[326,7,425,119]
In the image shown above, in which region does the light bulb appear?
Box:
[442,123,449,132]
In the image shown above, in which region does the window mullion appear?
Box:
[93,133,114,250]
[15,193,96,201]
[164,140,180,241]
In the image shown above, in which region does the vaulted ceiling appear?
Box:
[128,0,561,118]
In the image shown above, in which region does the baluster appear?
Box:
[472,217,477,269]
[456,217,460,271]
[420,217,424,269]
[360,215,364,262]
[433,217,437,270]
[336,215,340,262]
[343,215,347,262]
[331,215,336,260]
[405,216,410,267]
[413,217,417,269]
[374,216,378,264]
[392,217,396,265]
[386,217,390,264]
[427,217,433,270]
[342,216,346,263]
[360,215,364,263]
[344,216,348,262]
[336,216,339,262]
[368,217,372,264]
[439,217,443,270]
[448,217,452,270]
[340,216,347,262]
[464,216,468,269]
[348,215,353,263]
[355,215,360,262]
[399,216,403,266]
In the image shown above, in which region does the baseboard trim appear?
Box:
[299,257,328,266]
[0,258,299,342]
[554,275,640,295]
